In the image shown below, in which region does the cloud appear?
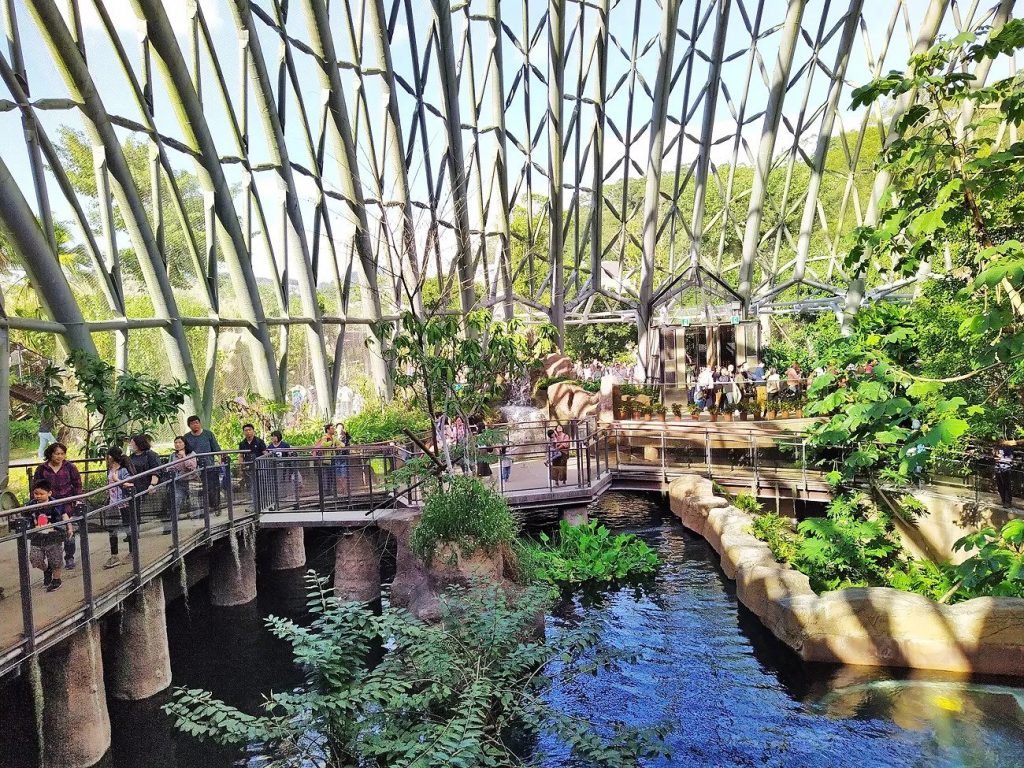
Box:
[61,0,224,36]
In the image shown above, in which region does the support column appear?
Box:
[209,534,257,606]
[107,578,171,700]
[562,506,590,527]
[39,624,110,768]
[334,530,380,603]
[268,527,306,571]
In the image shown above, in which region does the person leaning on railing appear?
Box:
[128,434,168,533]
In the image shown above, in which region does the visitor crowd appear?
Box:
[18,415,361,592]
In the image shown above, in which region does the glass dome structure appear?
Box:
[0,0,1017,416]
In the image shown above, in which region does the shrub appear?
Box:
[410,476,518,564]
[952,520,1024,599]
[165,575,668,767]
[345,401,430,444]
[519,519,659,585]
[9,419,39,450]
[749,512,799,564]
[733,493,763,516]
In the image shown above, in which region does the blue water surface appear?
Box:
[536,492,1024,768]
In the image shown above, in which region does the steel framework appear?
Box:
[0,0,1019,419]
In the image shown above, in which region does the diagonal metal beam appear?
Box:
[226,0,332,414]
[737,0,806,306]
[26,0,200,410]
[301,0,391,395]
[131,0,284,402]
[547,0,566,344]
[0,155,98,357]
[637,0,681,377]
[842,0,949,329]
[431,0,478,319]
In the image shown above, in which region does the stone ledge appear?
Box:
[667,475,1024,677]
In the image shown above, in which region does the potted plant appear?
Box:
[721,404,733,422]
[707,405,719,423]
[778,395,790,419]
[655,403,667,422]
[688,402,702,421]
[623,400,635,420]
[737,400,748,421]
[642,403,653,422]
[765,401,777,420]
[672,402,683,421]
[795,396,805,419]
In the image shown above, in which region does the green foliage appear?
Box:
[815,22,1024,478]
[345,401,430,444]
[41,350,191,455]
[165,575,668,767]
[952,519,1024,599]
[410,476,519,564]
[733,493,763,516]
[9,419,39,450]
[749,512,799,564]
[794,494,901,592]
[519,519,660,585]
[564,322,638,364]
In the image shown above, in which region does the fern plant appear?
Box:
[165,575,668,767]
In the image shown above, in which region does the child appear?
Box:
[104,447,134,569]
[23,479,70,592]
[499,445,513,483]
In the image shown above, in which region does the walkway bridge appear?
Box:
[0,420,1015,680]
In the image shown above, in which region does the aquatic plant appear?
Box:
[519,519,659,585]
[165,575,669,767]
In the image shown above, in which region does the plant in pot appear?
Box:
[671,402,683,421]
[642,403,653,422]
[655,403,667,422]
[795,395,806,419]
[721,403,733,422]
[778,394,791,419]
[765,399,777,420]
[688,402,702,421]
[707,405,719,423]
[622,399,635,420]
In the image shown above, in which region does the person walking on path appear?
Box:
[33,442,81,571]
[554,424,571,486]
[128,434,166,532]
[166,437,199,520]
[183,415,223,512]
[23,479,71,592]
[37,408,57,460]
[995,443,1015,507]
[103,447,134,568]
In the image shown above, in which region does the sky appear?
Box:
[0,0,1016,302]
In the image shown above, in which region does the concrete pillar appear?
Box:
[209,534,257,607]
[562,506,590,527]
[267,527,306,570]
[334,530,380,603]
[39,623,111,768]
[107,578,172,700]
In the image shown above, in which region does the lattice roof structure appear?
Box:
[0,0,1018,423]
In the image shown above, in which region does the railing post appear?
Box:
[78,509,94,618]
[705,429,712,478]
[200,463,212,537]
[17,530,35,651]
[129,491,142,585]
[661,429,667,482]
[170,481,180,559]
[224,455,236,526]
[749,434,756,495]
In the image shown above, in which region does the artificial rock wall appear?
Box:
[667,475,1024,677]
